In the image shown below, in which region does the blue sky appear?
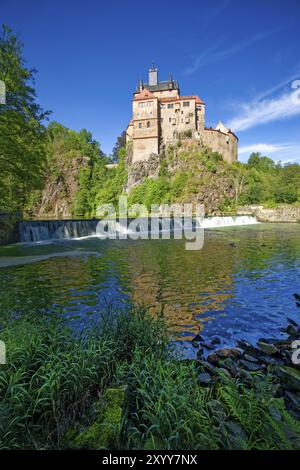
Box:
[2,0,300,162]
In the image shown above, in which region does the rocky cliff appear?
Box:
[125,141,237,215]
[28,156,90,219]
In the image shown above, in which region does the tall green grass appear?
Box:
[1,306,300,449]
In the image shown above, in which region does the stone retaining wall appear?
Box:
[237,205,300,223]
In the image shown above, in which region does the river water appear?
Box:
[0,223,300,356]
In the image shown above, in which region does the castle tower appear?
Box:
[148,65,158,86]
[126,66,238,164]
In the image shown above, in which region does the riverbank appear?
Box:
[1,305,300,450]
[238,204,300,223]
[0,212,21,245]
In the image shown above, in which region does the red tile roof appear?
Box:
[133,88,156,101]
[159,95,204,104]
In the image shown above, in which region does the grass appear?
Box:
[0,306,300,450]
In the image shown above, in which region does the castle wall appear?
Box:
[127,69,238,165]
[160,98,198,143]
[201,129,238,164]
[151,89,179,99]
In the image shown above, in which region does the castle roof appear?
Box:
[159,95,205,104]
[205,126,238,141]
[133,88,157,101]
[143,80,180,93]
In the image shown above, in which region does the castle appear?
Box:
[126,66,238,164]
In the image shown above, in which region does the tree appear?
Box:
[0,24,49,211]
[248,152,275,172]
[111,130,126,163]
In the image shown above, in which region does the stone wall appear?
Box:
[201,128,238,164]
[237,205,300,222]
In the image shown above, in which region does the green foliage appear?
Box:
[1,304,300,450]
[0,24,49,211]
[95,146,127,210]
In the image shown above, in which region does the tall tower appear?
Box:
[148,65,158,86]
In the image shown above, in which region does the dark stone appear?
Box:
[237,368,253,384]
[196,346,204,358]
[207,400,226,420]
[229,242,237,248]
[197,372,212,386]
[257,340,278,355]
[239,359,264,372]
[224,422,248,447]
[276,366,300,392]
[193,334,204,342]
[197,359,217,375]
[287,317,299,327]
[272,383,282,398]
[216,348,242,359]
[207,353,219,364]
[201,342,215,350]
[211,337,221,345]
[286,324,299,337]
[284,390,300,409]
[222,358,239,376]
[244,354,259,363]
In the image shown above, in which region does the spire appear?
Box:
[136,78,144,93]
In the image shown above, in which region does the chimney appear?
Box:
[149,65,158,86]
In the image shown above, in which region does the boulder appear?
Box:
[276,366,300,392]
[197,372,213,386]
[257,340,278,355]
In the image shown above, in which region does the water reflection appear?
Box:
[0,224,300,345]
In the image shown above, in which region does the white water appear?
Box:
[200,215,258,228]
[18,216,258,243]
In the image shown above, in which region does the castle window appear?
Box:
[169,117,172,122]
[147,121,151,128]
[161,104,166,109]
[138,122,142,128]
[167,103,174,109]
[183,101,190,107]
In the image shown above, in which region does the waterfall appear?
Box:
[18,216,258,243]
[18,219,99,242]
[200,215,258,229]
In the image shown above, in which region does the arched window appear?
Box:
[138,122,142,128]
[147,121,151,128]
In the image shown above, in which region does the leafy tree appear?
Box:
[248,152,275,172]
[111,131,126,163]
[0,24,49,211]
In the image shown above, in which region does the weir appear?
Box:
[18,216,258,243]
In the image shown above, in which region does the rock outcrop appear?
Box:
[29,156,90,219]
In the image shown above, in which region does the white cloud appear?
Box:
[238,143,300,163]
[183,30,276,75]
[228,85,300,132]
[239,143,292,155]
